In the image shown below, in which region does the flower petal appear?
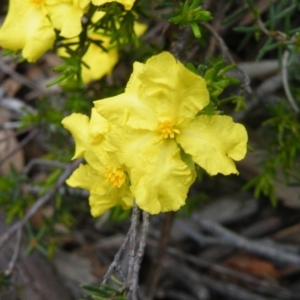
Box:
[89,108,110,144]
[46,3,84,38]
[61,113,90,159]
[130,139,194,214]
[81,40,119,83]
[66,164,133,217]
[102,128,194,214]
[94,62,158,130]
[177,115,248,175]
[0,0,55,62]
[138,52,209,125]
[94,52,209,130]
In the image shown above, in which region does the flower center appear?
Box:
[105,168,126,188]
[156,121,180,139]
[29,0,44,6]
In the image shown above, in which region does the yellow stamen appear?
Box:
[29,0,44,6]
[156,120,180,139]
[105,168,126,188]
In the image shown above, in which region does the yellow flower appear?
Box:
[45,0,90,38]
[94,52,248,213]
[91,0,136,10]
[61,111,133,217]
[58,11,147,83]
[0,0,90,62]
[0,0,56,62]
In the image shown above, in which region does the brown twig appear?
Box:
[4,228,22,276]
[131,211,149,300]
[171,262,269,300]
[166,245,290,299]
[146,212,175,300]
[193,219,300,265]
[102,225,133,284]
[202,22,252,95]
[126,202,140,294]
[0,158,83,249]
[0,128,39,168]
[23,158,68,175]
[0,59,42,92]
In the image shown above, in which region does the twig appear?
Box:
[166,245,290,299]
[170,26,191,60]
[0,158,83,249]
[171,262,269,300]
[23,158,68,175]
[126,202,140,292]
[233,73,282,121]
[0,126,33,144]
[131,211,149,300]
[194,219,300,265]
[0,59,42,92]
[281,49,299,113]
[146,212,174,299]
[102,227,133,284]
[202,22,252,95]
[0,128,39,168]
[4,228,22,276]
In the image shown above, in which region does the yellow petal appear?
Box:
[94,92,157,131]
[66,164,133,217]
[66,163,98,190]
[130,139,194,214]
[61,113,90,159]
[138,52,209,125]
[81,40,119,83]
[102,127,194,214]
[0,0,55,62]
[177,115,248,175]
[89,108,110,144]
[91,0,135,10]
[95,52,209,130]
[46,3,84,38]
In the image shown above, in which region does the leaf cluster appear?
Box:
[82,282,126,300]
[166,0,212,38]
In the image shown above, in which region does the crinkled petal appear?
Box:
[46,3,84,38]
[102,128,194,214]
[138,52,209,125]
[177,115,248,175]
[94,52,209,130]
[131,139,194,214]
[89,108,110,144]
[94,67,158,130]
[0,1,55,62]
[66,163,97,190]
[81,41,119,83]
[66,164,133,217]
[91,0,135,10]
[61,113,90,159]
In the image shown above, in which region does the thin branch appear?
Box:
[146,212,174,299]
[281,49,299,113]
[4,228,22,276]
[166,245,290,299]
[194,219,300,265]
[0,59,42,92]
[0,128,38,168]
[132,211,149,300]
[202,22,252,95]
[0,158,83,249]
[23,158,68,175]
[102,226,132,284]
[171,262,269,300]
[126,202,140,288]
